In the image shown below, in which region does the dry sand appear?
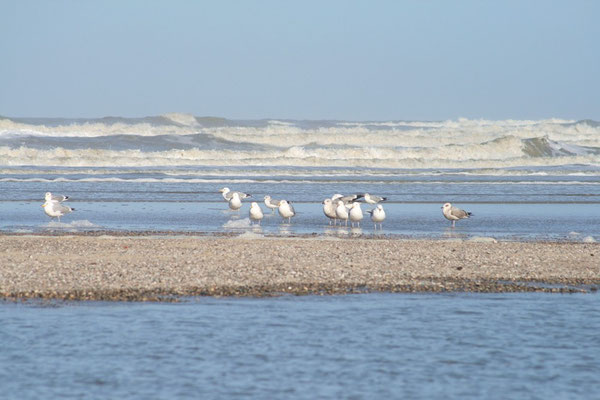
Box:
[1,234,599,301]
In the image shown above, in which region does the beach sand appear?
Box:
[1,234,598,301]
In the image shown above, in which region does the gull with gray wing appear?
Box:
[442,202,472,227]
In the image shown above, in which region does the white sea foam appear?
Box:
[160,113,200,127]
[0,118,199,137]
[0,116,598,171]
[0,144,598,169]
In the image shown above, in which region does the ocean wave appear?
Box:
[0,138,598,170]
[2,176,599,185]
[1,116,599,170]
[2,116,598,143]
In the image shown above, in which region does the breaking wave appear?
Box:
[0,115,598,171]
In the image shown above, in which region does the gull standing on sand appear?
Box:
[228,192,243,211]
[219,187,251,201]
[335,200,349,226]
[442,202,472,227]
[349,202,364,228]
[363,193,387,204]
[42,200,75,222]
[278,200,295,223]
[264,195,281,213]
[45,192,70,202]
[249,202,264,225]
[367,204,386,230]
[322,198,337,225]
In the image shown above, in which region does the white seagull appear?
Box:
[335,200,349,226]
[442,202,472,227]
[219,187,251,201]
[332,193,363,203]
[322,198,337,225]
[349,202,364,228]
[363,193,387,204]
[228,192,243,210]
[42,200,74,222]
[278,200,296,223]
[331,193,363,210]
[45,192,69,202]
[367,204,386,230]
[264,195,281,213]
[249,202,264,225]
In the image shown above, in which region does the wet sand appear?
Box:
[1,234,599,301]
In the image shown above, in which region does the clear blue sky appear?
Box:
[1,0,598,121]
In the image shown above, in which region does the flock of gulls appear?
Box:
[218,187,472,229]
[40,188,472,229]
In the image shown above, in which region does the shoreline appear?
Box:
[1,235,598,301]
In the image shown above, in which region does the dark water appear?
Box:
[1,293,599,399]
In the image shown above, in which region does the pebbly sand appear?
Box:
[1,234,599,301]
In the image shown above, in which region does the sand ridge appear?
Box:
[1,235,598,301]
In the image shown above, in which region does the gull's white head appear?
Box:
[231,192,240,199]
[377,205,384,211]
[251,201,258,207]
[322,198,331,205]
[44,192,52,201]
[219,187,230,193]
[351,202,361,209]
[442,203,452,210]
[264,195,270,200]
[280,200,288,206]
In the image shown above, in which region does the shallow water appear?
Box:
[1,169,599,240]
[1,293,599,399]
[2,115,600,240]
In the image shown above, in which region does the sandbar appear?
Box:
[1,234,598,301]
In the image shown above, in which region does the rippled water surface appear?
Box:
[1,293,599,399]
[1,169,600,240]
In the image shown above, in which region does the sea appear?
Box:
[0,113,599,239]
[1,293,599,399]
[1,114,599,398]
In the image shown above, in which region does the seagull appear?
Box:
[219,187,251,201]
[335,200,349,226]
[45,192,69,202]
[322,198,337,225]
[332,193,363,203]
[367,204,386,230]
[349,202,364,228]
[278,200,295,223]
[249,202,264,225]
[42,200,74,222]
[363,193,387,204]
[228,192,243,210]
[332,193,363,210]
[442,202,472,227]
[264,195,281,213]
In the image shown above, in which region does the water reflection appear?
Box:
[278,224,292,236]
[350,227,363,236]
[442,227,468,239]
